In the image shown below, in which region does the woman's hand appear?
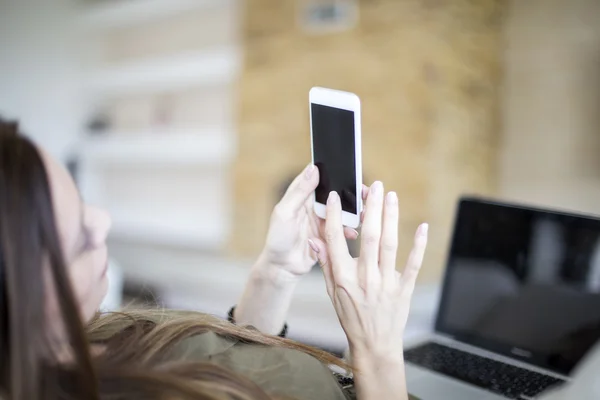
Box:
[310,182,428,400]
[234,164,361,335]
[261,164,359,282]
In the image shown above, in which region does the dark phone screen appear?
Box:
[311,103,357,214]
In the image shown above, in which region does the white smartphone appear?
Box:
[309,86,363,228]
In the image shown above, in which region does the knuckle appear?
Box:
[358,280,369,293]
[387,200,398,211]
[272,203,284,216]
[272,204,291,221]
[297,180,311,194]
[400,288,414,300]
[411,250,425,266]
[325,229,340,243]
[395,270,402,282]
[381,240,397,253]
[362,233,380,246]
[337,275,355,292]
[406,261,422,276]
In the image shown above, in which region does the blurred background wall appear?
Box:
[234,0,505,282]
[0,0,82,159]
[1,0,600,351]
[500,0,600,215]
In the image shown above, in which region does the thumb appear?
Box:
[278,164,319,217]
[309,238,334,298]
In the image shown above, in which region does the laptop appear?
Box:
[405,197,600,400]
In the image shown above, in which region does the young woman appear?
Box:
[0,119,428,400]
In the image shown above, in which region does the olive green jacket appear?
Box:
[174,330,350,399]
[91,310,350,399]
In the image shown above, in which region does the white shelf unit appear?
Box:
[79,132,236,166]
[78,131,234,247]
[78,150,233,249]
[109,212,229,249]
[77,0,241,251]
[78,0,236,31]
[86,47,241,96]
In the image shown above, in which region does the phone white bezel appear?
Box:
[309,86,363,229]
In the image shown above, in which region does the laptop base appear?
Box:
[407,364,506,400]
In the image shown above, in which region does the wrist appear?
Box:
[351,345,405,372]
[233,251,299,335]
[352,351,408,400]
[252,250,303,288]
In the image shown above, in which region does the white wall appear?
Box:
[500,0,600,214]
[0,0,82,161]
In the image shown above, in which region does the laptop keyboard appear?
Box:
[404,342,565,399]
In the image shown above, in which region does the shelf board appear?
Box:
[78,0,237,31]
[79,132,236,166]
[109,214,228,249]
[86,47,241,96]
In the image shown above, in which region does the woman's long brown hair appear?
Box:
[0,120,347,400]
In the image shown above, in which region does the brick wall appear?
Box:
[233,0,506,282]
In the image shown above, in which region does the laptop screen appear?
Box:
[436,198,600,376]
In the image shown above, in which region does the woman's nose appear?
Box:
[98,208,112,241]
[88,206,112,246]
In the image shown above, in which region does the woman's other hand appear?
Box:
[310,182,428,399]
[261,164,360,282]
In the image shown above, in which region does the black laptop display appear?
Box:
[436,197,600,376]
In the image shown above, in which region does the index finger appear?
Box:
[325,191,351,268]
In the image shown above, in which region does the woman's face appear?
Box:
[41,148,112,324]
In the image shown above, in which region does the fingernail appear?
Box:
[305,164,315,179]
[328,191,338,204]
[386,191,397,204]
[371,181,383,195]
[308,239,320,254]
[350,228,359,238]
[418,223,429,236]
